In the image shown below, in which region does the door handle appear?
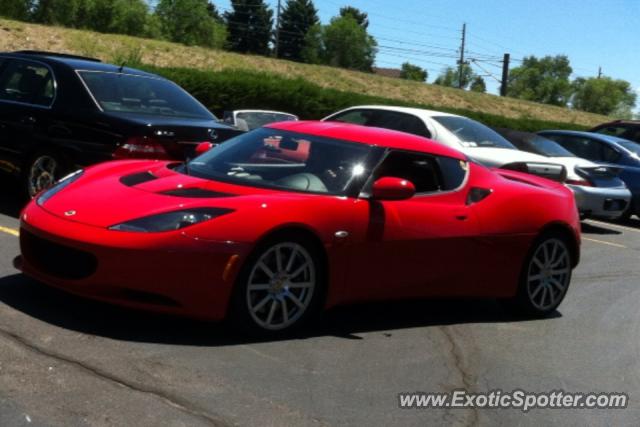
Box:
[455,214,468,221]
[21,116,36,125]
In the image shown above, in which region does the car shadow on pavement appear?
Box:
[580,222,622,235]
[0,274,557,346]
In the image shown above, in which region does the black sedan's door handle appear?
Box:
[21,116,36,125]
[48,124,72,138]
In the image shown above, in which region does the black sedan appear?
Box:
[0,51,242,196]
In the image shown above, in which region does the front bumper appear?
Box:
[567,185,631,220]
[17,203,252,320]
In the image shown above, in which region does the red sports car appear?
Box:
[16,121,580,335]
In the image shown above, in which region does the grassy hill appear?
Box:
[0,18,609,127]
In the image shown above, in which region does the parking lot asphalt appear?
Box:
[1,180,640,426]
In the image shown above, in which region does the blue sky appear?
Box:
[167,1,640,102]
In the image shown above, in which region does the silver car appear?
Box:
[223,110,298,131]
[495,128,631,220]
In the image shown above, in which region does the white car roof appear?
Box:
[234,110,298,118]
[326,105,461,120]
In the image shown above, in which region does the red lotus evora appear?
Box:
[15,121,581,335]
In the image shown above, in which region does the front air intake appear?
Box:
[120,171,158,187]
[160,188,235,198]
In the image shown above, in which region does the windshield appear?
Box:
[78,71,215,120]
[529,135,576,157]
[433,116,516,149]
[186,128,373,195]
[234,112,297,130]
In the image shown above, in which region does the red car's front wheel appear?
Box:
[231,234,324,335]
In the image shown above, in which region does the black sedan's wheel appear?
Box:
[503,234,572,317]
[231,235,324,335]
[26,154,62,198]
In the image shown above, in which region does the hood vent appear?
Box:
[160,188,235,198]
[120,171,158,187]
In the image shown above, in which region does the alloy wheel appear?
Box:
[28,155,58,197]
[526,238,571,311]
[246,242,316,331]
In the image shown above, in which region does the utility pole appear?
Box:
[597,66,602,78]
[274,0,282,57]
[500,53,510,96]
[457,23,466,89]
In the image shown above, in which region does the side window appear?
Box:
[330,109,431,138]
[373,151,441,193]
[623,128,640,144]
[366,111,431,138]
[0,59,55,107]
[601,143,621,163]
[568,137,604,162]
[548,135,598,160]
[330,110,368,125]
[437,156,468,190]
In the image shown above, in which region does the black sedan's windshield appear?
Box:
[186,128,374,195]
[433,116,516,149]
[79,71,215,120]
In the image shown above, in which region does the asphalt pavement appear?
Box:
[1,179,639,426]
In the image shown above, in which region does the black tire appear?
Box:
[617,207,633,222]
[23,152,70,198]
[229,232,326,337]
[501,232,573,317]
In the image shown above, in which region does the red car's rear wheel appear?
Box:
[504,234,572,316]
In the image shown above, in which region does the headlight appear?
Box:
[109,208,233,232]
[36,170,84,206]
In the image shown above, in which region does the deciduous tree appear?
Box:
[400,62,427,82]
[508,55,573,106]
[156,0,227,48]
[470,75,486,93]
[433,64,474,89]
[321,14,376,71]
[572,76,637,117]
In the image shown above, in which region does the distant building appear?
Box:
[373,67,401,79]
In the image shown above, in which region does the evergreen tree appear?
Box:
[277,0,318,61]
[33,0,80,26]
[339,6,368,28]
[0,0,33,20]
[225,0,273,55]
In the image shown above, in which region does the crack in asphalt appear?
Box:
[439,326,479,427]
[0,326,231,427]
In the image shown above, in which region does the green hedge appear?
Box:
[142,65,588,132]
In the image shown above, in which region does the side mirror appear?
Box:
[195,142,214,156]
[371,177,416,201]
